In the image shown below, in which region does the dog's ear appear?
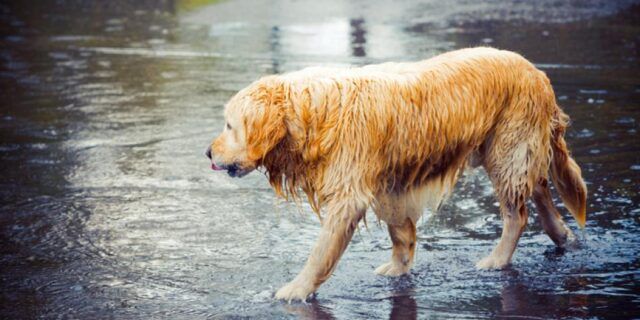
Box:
[245,79,288,162]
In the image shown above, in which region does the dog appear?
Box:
[205,47,587,302]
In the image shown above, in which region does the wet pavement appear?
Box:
[1,0,639,318]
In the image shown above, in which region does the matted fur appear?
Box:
[208,47,587,301]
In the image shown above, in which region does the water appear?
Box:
[1,0,639,318]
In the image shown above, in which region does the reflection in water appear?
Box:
[389,294,418,320]
[282,279,419,320]
[349,18,367,58]
[283,300,337,320]
[282,20,352,58]
[388,281,418,320]
[269,26,282,74]
[499,279,591,319]
[1,0,639,318]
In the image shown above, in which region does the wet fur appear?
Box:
[210,47,587,301]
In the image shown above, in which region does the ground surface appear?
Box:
[1,0,639,318]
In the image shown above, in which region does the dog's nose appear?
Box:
[205,146,212,159]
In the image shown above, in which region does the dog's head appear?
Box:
[206,78,287,178]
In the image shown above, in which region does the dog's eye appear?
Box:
[226,123,232,130]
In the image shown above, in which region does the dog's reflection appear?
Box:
[283,279,418,320]
[283,299,337,320]
[388,290,418,320]
[498,271,590,318]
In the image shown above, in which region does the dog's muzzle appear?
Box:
[205,146,251,178]
[225,163,251,178]
[212,162,251,178]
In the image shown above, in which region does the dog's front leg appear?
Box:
[275,200,364,302]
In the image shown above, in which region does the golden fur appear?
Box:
[208,47,587,302]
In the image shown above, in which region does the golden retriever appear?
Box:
[205,47,587,302]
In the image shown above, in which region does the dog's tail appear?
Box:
[549,107,587,228]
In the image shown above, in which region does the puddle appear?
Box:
[1,0,639,318]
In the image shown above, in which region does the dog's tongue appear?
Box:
[211,163,224,171]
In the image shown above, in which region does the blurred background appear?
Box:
[0,0,639,318]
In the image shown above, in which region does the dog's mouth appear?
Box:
[211,162,252,178]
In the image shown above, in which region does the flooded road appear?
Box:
[1,0,639,318]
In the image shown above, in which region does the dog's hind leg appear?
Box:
[532,178,575,247]
[476,193,529,270]
[476,133,544,269]
[275,199,364,302]
[476,81,556,269]
[375,217,417,276]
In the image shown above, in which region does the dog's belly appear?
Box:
[374,138,479,225]
[374,185,432,225]
[375,155,471,225]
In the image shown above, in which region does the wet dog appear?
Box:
[205,47,587,302]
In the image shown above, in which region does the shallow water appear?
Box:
[1,0,639,318]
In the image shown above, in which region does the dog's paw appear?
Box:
[475,255,509,270]
[562,229,579,247]
[275,279,315,303]
[374,261,410,277]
